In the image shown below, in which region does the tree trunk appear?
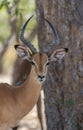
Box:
[36,0,83,130]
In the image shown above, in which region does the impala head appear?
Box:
[15,15,68,83]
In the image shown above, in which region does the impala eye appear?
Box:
[31,61,35,66]
[46,61,50,66]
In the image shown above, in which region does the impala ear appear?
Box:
[49,48,68,62]
[14,45,31,61]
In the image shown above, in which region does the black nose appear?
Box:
[38,75,45,81]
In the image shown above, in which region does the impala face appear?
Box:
[31,53,49,83]
[15,45,68,84]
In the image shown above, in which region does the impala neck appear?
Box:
[14,66,42,116]
[22,66,41,88]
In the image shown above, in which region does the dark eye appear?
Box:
[46,61,50,66]
[31,61,35,66]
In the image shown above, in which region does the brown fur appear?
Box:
[0,53,48,130]
[0,46,67,129]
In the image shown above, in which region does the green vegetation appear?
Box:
[0,0,37,73]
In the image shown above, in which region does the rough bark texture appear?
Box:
[36,0,83,130]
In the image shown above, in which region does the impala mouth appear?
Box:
[38,75,46,83]
[38,78,45,82]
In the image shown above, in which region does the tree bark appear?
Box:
[36,0,83,130]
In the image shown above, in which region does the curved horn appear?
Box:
[20,15,37,53]
[44,19,60,54]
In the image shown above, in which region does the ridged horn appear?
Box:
[20,15,37,54]
[44,19,60,54]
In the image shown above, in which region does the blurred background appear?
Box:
[0,0,37,76]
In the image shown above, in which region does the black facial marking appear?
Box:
[31,61,35,66]
[46,61,50,66]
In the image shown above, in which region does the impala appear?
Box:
[0,16,68,130]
